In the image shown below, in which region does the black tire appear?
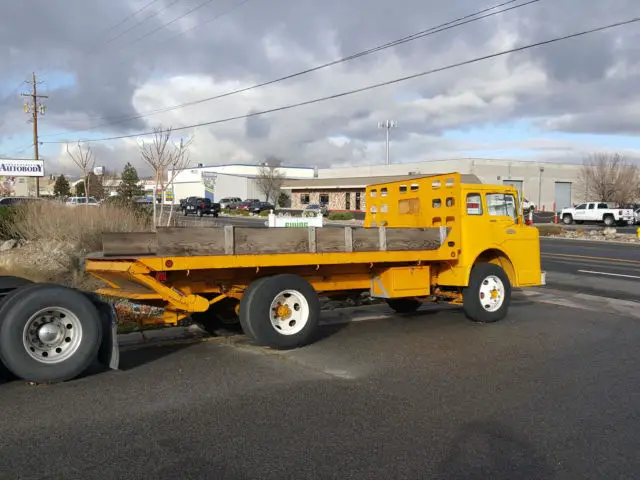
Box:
[213,212,219,218]
[462,263,511,323]
[603,215,615,227]
[0,276,33,306]
[197,209,203,218]
[192,298,242,335]
[387,298,422,313]
[182,209,188,216]
[240,274,320,349]
[562,214,573,225]
[0,284,103,383]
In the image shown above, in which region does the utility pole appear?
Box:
[21,72,48,198]
[377,120,397,166]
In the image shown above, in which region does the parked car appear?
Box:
[560,202,635,226]
[236,199,261,211]
[302,203,328,217]
[65,196,100,206]
[248,201,274,214]
[182,197,220,217]
[634,207,640,225]
[219,197,242,210]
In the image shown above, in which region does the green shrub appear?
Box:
[236,209,250,216]
[258,210,270,217]
[328,211,354,221]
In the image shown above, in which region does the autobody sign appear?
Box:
[0,159,44,177]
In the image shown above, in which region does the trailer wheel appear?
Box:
[462,263,511,323]
[0,284,103,384]
[240,274,320,349]
[386,298,422,313]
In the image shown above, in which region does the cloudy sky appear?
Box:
[1,0,640,176]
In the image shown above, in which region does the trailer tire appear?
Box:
[386,298,422,313]
[462,263,511,323]
[0,284,103,384]
[240,274,320,349]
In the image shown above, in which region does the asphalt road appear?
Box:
[2,293,640,479]
[540,238,640,301]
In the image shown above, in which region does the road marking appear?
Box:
[543,253,640,264]
[578,270,640,280]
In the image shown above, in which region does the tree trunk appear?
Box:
[152,179,159,231]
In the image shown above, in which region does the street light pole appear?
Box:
[377,120,397,166]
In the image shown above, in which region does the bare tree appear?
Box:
[165,137,193,227]
[579,153,640,206]
[256,156,284,204]
[66,141,96,203]
[139,126,193,228]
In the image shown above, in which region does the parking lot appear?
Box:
[1,288,639,479]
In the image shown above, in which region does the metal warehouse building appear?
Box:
[282,158,582,212]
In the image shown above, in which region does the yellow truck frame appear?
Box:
[0,172,544,384]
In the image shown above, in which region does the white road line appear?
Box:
[578,270,640,280]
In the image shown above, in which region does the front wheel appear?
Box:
[0,284,103,383]
[562,214,573,225]
[603,215,615,226]
[197,209,203,218]
[240,274,320,349]
[462,263,511,323]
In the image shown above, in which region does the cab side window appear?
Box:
[486,193,517,219]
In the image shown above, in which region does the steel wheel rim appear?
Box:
[269,290,309,336]
[478,275,505,312]
[22,307,83,364]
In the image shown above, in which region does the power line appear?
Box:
[110,0,218,52]
[94,0,183,51]
[39,0,536,138]
[96,0,164,41]
[45,15,640,145]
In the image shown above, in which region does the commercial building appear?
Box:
[282,158,583,212]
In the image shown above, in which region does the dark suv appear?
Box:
[182,197,220,217]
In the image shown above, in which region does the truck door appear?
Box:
[484,192,540,285]
[573,203,589,222]
[584,203,597,221]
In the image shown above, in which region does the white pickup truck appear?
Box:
[560,202,635,226]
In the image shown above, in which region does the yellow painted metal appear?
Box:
[371,266,430,298]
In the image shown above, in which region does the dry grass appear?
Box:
[0,201,151,289]
[10,201,151,250]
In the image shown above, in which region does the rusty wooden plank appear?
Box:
[233,227,310,255]
[156,227,226,256]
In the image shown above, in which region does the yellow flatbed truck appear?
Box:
[0,173,544,383]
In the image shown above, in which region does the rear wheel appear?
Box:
[386,298,422,313]
[603,215,615,226]
[197,209,203,218]
[240,275,320,349]
[462,263,511,323]
[0,284,103,383]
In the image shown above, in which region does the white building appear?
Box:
[316,158,582,211]
[169,163,315,203]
